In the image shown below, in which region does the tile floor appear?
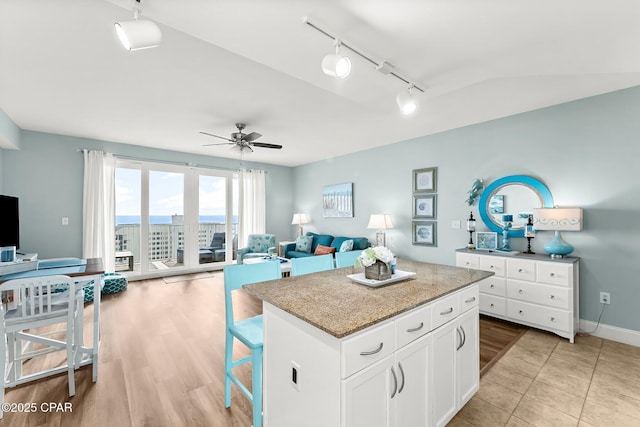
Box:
[449,330,640,427]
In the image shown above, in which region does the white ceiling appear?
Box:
[1,0,639,167]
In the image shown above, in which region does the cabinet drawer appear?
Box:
[431,292,460,330]
[459,285,479,313]
[479,256,506,277]
[507,300,570,333]
[457,253,479,269]
[479,294,506,316]
[478,276,506,296]
[507,259,536,281]
[507,280,571,310]
[342,321,395,378]
[537,262,572,287]
[396,304,432,349]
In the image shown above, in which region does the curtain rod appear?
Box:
[77,149,257,173]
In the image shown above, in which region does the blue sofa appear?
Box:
[284,232,370,259]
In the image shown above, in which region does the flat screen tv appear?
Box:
[0,195,20,249]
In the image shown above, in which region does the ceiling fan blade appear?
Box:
[202,142,235,146]
[242,131,262,142]
[200,131,233,142]
[250,142,283,149]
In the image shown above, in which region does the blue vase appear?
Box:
[544,231,574,258]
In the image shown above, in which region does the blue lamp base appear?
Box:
[544,231,574,258]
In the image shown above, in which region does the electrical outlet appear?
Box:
[600,292,610,305]
[451,220,461,229]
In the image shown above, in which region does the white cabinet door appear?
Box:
[394,334,431,427]
[343,355,394,427]
[431,319,457,427]
[456,307,479,407]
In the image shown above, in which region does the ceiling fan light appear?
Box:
[114,19,162,51]
[397,89,418,115]
[322,53,351,78]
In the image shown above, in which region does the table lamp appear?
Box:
[533,207,583,258]
[367,214,394,247]
[291,213,310,238]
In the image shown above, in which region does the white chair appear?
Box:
[0,275,83,419]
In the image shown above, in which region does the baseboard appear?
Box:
[579,319,640,347]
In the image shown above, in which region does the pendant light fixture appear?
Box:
[321,39,351,78]
[396,84,418,115]
[114,0,162,52]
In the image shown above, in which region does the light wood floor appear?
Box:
[5,273,636,427]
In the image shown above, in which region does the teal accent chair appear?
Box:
[237,234,277,264]
[291,254,335,276]
[223,261,281,427]
[335,250,362,268]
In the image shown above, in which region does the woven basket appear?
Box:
[364,260,392,281]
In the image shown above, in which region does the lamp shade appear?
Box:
[367,214,394,230]
[291,213,310,225]
[114,19,162,51]
[532,208,583,231]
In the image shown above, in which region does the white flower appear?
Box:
[357,246,394,267]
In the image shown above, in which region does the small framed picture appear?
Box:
[413,167,437,193]
[412,221,437,246]
[476,232,498,250]
[413,195,436,219]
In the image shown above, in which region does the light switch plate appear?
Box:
[451,220,461,229]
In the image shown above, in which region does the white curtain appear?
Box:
[82,150,116,272]
[238,168,266,245]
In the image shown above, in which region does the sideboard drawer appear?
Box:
[507,259,536,281]
[479,257,506,277]
[479,276,506,297]
[342,321,395,378]
[457,253,480,269]
[536,262,572,287]
[479,294,506,316]
[507,300,570,332]
[507,280,571,310]
[396,304,432,349]
[431,292,460,330]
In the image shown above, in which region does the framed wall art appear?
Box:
[476,231,498,250]
[413,195,436,219]
[412,221,437,246]
[322,182,353,218]
[413,167,437,193]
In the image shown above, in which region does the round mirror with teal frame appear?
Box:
[478,175,554,237]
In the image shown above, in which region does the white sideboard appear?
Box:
[455,249,579,342]
[263,284,480,427]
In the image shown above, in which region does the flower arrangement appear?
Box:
[356,246,395,267]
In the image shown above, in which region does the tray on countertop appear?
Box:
[347,270,416,288]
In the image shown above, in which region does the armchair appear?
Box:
[176,232,226,264]
[237,234,277,264]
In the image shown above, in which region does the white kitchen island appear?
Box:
[244,259,494,427]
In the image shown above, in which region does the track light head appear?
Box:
[321,40,351,78]
[397,85,418,115]
[114,1,161,51]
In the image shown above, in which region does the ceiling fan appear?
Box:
[200,123,283,152]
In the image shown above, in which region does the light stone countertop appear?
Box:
[243,259,494,338]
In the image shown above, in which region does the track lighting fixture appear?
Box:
[397,85,418,115]
[321,40,351,78]
[114,0,162,51]
[303,16,425,115]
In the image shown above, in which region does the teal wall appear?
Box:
[293,86,640,333]
[1,130,293,260]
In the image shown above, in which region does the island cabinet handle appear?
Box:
[460,325,467,348]
[440,307,454,316]
[397,362,405,394]
[390,366,398,399]
[360,342,384,356]
[456,327,463,350]
[407,322,424,333]
[465,297,476,303]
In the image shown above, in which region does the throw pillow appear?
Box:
[295,235,313,253]
[339,239,354,252]
[314,244,336,256]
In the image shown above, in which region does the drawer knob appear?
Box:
[466,261,471,265]
[550,317,556,322]
[518,289,524,294]
[465,297,476,303]
[519,310,524,315]
[550,273,556,277]
[490,284,495,288]
[490,303,495,308]
[360,342,384,356]
[440,307,454,316]
[550,295,556,300]
[518,268,524,273]
[490,265,495,269]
